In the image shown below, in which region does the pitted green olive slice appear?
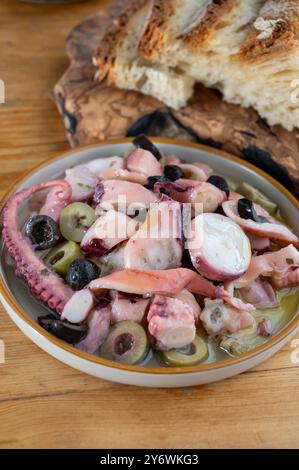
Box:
[59,203,96,243]
[45,240,84,276]
[162,334,209,367]
[100,321,148,365]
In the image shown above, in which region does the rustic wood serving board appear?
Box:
[54,0,299,197]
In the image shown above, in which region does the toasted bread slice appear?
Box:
[94,0,195,109]
[229,0,299,130]
[139,0,264,85]
[138,0,299,130]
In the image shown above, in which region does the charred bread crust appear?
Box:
[179,0,239,49]
[138,1,175,59]
[94,0,147,83]
[238,0,299,62]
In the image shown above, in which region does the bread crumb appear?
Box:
[254,16,284,40]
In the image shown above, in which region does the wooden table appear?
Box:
[0,0,299,450]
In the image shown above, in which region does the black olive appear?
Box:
[38,314,88,344]
[207,175,230,197]
[144,175,169,190]
[237,198,268,223]
[25,215,60,250]
[132,134,163,161]
[164,165,184,181]
[37,313,60,331]
[66,259,101,291]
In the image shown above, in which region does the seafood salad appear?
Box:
[2,136,299,367]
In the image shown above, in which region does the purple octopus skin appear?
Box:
[76,299,111,354]
[2,180,73,314]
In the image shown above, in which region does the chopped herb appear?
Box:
[286,258,294,265]
[77,183,93,189]
[40,268,50,276]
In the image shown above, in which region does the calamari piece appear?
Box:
[61,288,95,323]
[101,167,148,185]
[200,299,254,335]
[85,156,124,176]
[176,163,209,181]
[94,180,158,212]
[228,244,299,290]
[170,179,227,212]
[124,201,183,270]
[239,278,279,309]
[76,299,111,353]
[110,291,150,324]
[188,213,251,281]
[126,148,163,177]
[38,180,73,222]
[65,166,99,201]
[272,266,299,289]
[165,155,181,165]
[257,318,272,338]
[81,209,139,256]
[222,199,299,245]
[147,291,200,350]
[89,242,126,276]
[88,268,217,299]
[248,234,270,255]
[174,289,201,324]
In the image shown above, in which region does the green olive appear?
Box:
[100,321,148,365]
[45,240,84,276]
[59,203,96,243]
[161,334,209,367]
[236,182,277,215]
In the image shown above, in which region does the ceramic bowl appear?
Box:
[1,138,298,387]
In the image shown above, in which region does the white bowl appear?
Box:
[1,138,298,387]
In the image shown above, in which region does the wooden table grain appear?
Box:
[0,0,299,450]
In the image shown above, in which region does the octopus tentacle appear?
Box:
[2,180,73,314]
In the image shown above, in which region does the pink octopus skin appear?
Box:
[248,235,270,255]
[272,267,299,289]
[239,278,279,309]
[124,201,183,270]
[169,179,227,212]
[65,157,124,201]
[101,167,148,185]
[95,180,158,212]
[126,148,163,177]
[76,299,111,354]
[110,291,150,324]
[2,180,73,314]
[257,318,272,337]
[88,268,252,312]
[81,209,139,256]
[65,166,99,202]
[200,299,254,335]
[39,181,73,222]
[223,245,299,300]
[147,291,200,350]
[226,244,299,291]
[88,267,218,299]
[222,199,299,246]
